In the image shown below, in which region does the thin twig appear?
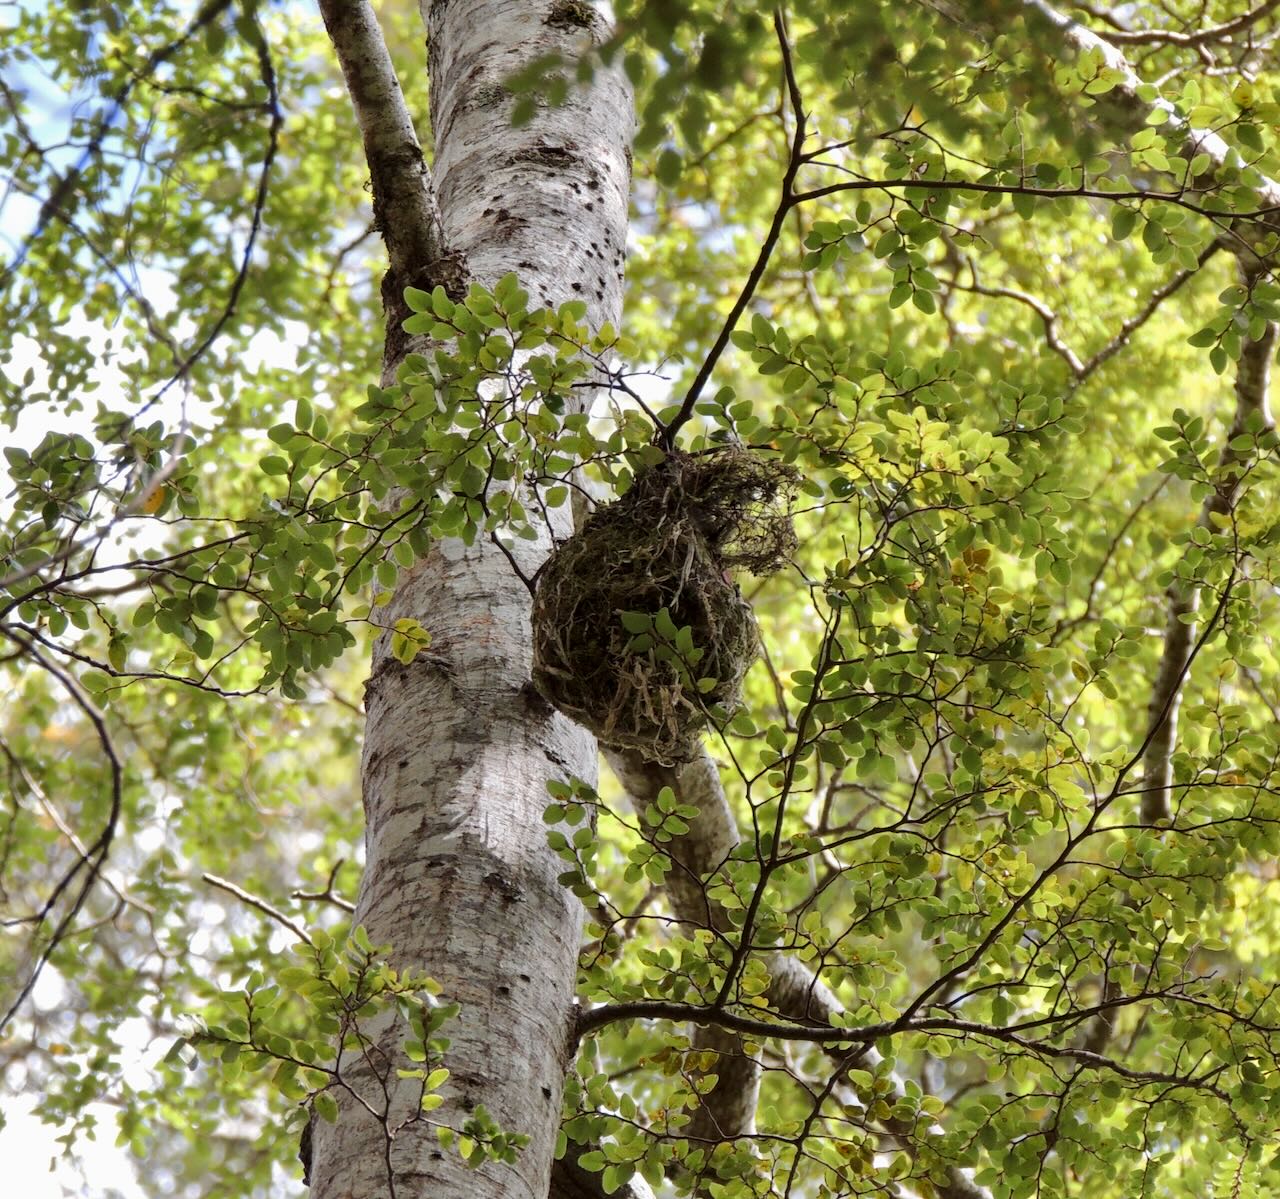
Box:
[203,873,314,945]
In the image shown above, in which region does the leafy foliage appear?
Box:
[3,1,1280,1198]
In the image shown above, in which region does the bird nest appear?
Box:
[531,448,796,764]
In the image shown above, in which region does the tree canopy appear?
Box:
[3,1,1280,1197]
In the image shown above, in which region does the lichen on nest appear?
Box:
[531,447,797,764]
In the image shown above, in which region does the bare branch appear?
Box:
[662,9,808,448]
[203,873,314,946]
[1082,0,1280,47]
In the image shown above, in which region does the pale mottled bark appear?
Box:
[425,0,631,315]
[311,4,631,1198]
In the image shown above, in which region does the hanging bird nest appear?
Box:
[531,447,797,764]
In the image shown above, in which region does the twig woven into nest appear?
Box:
[531,448,796,764]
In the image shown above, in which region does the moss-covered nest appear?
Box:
[531,448,796,764]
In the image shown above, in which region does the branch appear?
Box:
[0,635,123,1034]
[1074,242,1221,382]
[0,0,235,281]
[138,9,284,419]
[607,747,991,1199]
[1083,0,1280,47]
[995,0,1280,250]
[317,0,448,284]
[575,995,1232,1089]
[202,873,313,945]
[292,859,356,914]
[793,176,1280,232]
[661,9,807,449]
[604,747,761,1147]
[1141,268,1277,824]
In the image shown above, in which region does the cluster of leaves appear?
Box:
[180,923,527,1172]
[5,1,1280,1197]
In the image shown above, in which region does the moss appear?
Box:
[531,449,796,764]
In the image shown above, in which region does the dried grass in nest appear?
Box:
[531,448,797,764]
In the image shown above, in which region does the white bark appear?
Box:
[425,0,632,313]
[311,4,631,1198]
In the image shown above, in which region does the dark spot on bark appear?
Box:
[545,0,596,31]
[584,201,594,211]
[571,281,582,291]
[497,984,510,996]
[512,140,580,170]
[519,973,531,983]
[298,1113,312,1185]
[485,870,526,903]
[543,744,568,767]
[542,1085,553,1099]
[398,759,408,769]
[469,81,511,109]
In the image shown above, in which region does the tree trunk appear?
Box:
[310,3,631,1197]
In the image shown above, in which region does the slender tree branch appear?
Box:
[608,748,992,1199]
[1082,0,1280,47]
[661,9,807,449]
[317,0,448,283]
[0,635,124,1034]
[1075,242,1222,381]
[203,873,314,945]
[0,0,236,281]
[1141,272,1277,824]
